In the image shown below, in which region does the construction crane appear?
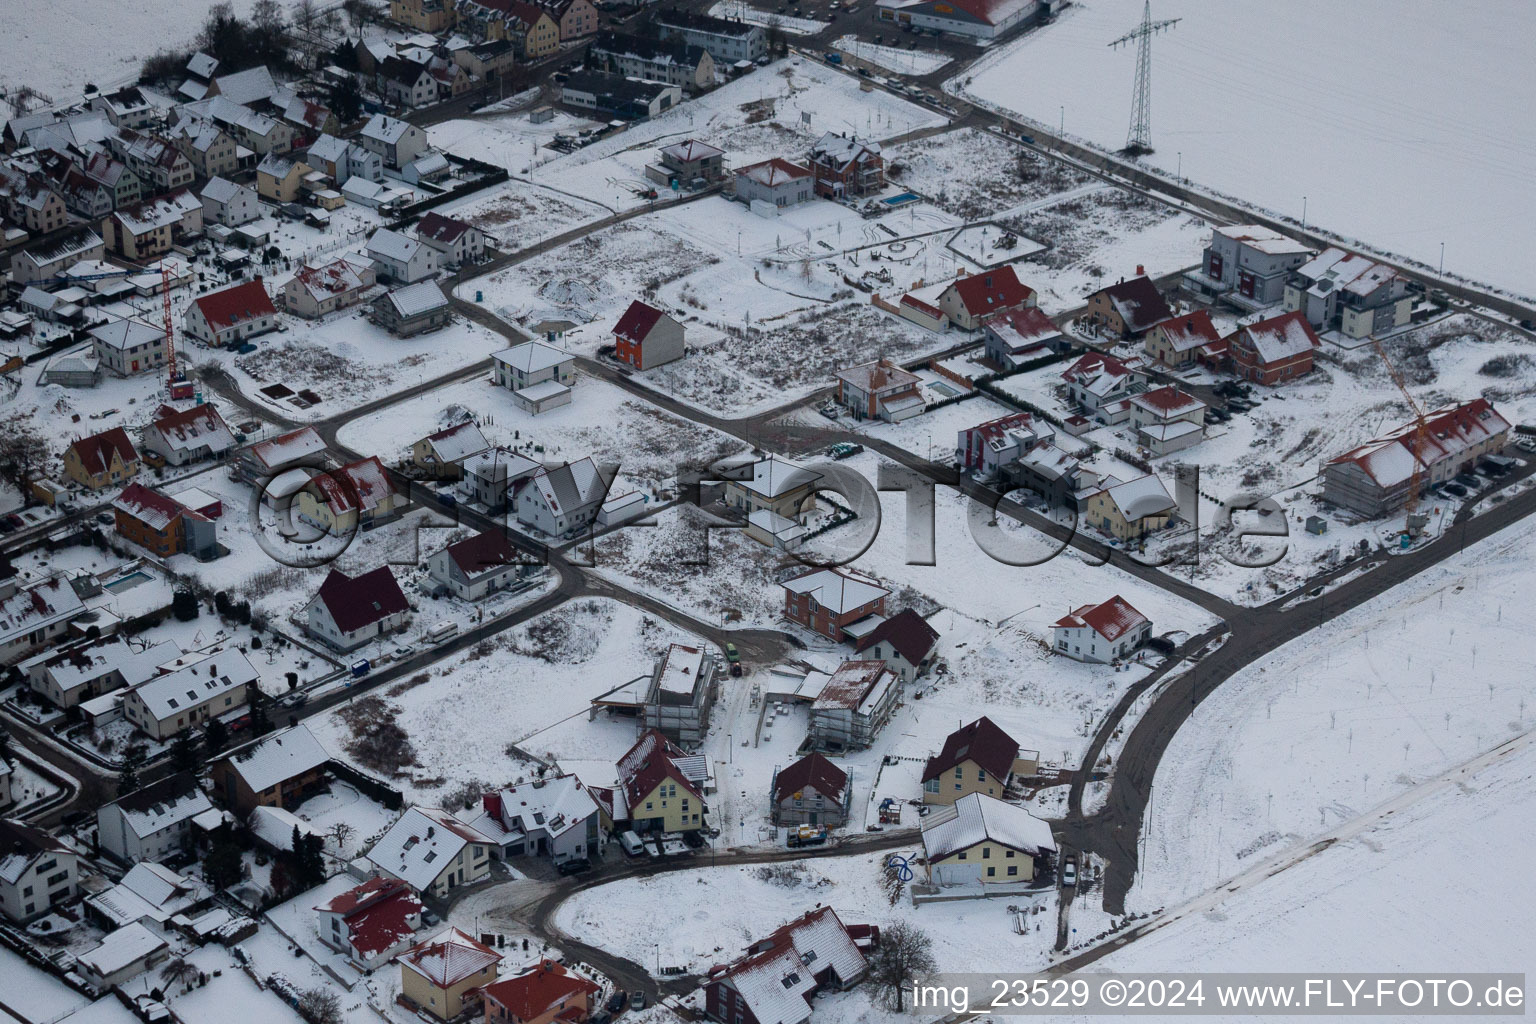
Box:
[1108,1,1180,155]
[161,262,193,401]
[1369,334,1431,538]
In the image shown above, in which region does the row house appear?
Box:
[537,0,599,41]
[19,635,173,711]
[83,151,144,209]
[589,31,716,91]
[120,652,258,740]
[199,176,260,227]
[105,128,195,194]
[167,119,242,178]
[457,0,561,57]
[654,8,766,62]
[305,133,383,185]
[39,158,113,220]
[11,227,105,285]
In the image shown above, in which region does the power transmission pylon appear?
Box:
[1109,0,1180,155]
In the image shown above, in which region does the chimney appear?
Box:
[1135,264,1145,276]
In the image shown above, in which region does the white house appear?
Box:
[120,650,258,739]
[491,341,575,414]
[1,575,88,667]
[314,875,425,967]
[139,403,237,466]
[0,818,79,922]
[514,457,610,537]
[199,176,260,227]
[90,317,166,376]
[1128,386,1206,456]
[414,211,486,266]
[365,807,496,898]
[96,773,218,865]
[183,280,278,348]
[1060,351,1147,425]
[87,861,211,928]
[458,774,605,864]
[357,113,430,169]
[851,608,940,685]
[77,922,169,992]
[426,531,528,601]
[367,227,440,284]
[1052,595,1152,664]
[304,566,411,651]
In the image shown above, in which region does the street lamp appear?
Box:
[1439,242,1445,276]
[1301,195,1308,230]
[1176,151,1181,181]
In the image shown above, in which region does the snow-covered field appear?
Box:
[953,0,1536,299]
[834,36,952,76]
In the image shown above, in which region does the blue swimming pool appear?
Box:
[883,192,920,206]
[104,571,151,592]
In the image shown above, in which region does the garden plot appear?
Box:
[335,372,743,502]
[433,182,610,251]
[307,599,710,805]
[834,36,952,75]
[886,128,1104,221]
[554,853,1060,995]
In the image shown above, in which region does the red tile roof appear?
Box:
[193,280,275,331]
[69,427,138,477]
[945,266,1034,318]
[616,729,701,810]
[922,716,1018,784]
[734,158,812,186]
[314,566,409,634]
[1053,595,1148,642]
[483,960,599,1023]
[1093,276,1172,333]
[900,293,943,319]
[613,299,665,345]
[416,211,473,245]
[854,607,939,666]
[1150,309,1222,352]
[113,482,192,533]
[773,752,847,805]
[1131,385,1203,416]
[315,877,424,959]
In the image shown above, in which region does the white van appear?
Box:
[424,621,459,644]
[618,831,645,857]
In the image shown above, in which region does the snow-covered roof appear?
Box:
[423,420,490,464]
[661,139,724,163]
[222,723,331,793]
[307,133,349,164]
[251,804,323,849]
[526,457,608,517]
[1233,310,1320,364]
[0,819,71,884]
[1294,246,1399,299]
[1053,595,1149,642]
[125,650,258,723]
[1215,223,1312,256]
[20,636,176,696]
[812,660,893,712]
[1130,385,1205,419]
[88,862,209,927]
[308,456,396,517]
[921,792,1056,860]
[0,575,85,649]
[360,113,417,145]
[1326,399,1510,488]
[655,643,708,698]
[90,317,162,352]
[835,358,920,394]
[383,281,449,318]
[1102,474,1176,521]
[747,508,806,541]
[105,773,215,840]
[368,808,497,892]
[77,922,167,979]
[210,65,279,105]
[288,258,372,302]
[718,452,821,499]
[199,176,248,205]
[781,568,888,615]
[478,774,600,843]
[493,340,570,375]
[399,927,503,988]
[734,157,811,187]
[367,227,426,264]
[146,403,236,456]
[714,907,866,1024]
[810,131,881,170]
[245,426,325,471]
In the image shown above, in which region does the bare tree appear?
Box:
[252,0,287,34]
[327,821,356,850]
[342,0,370,37]
[0,413,51,496]
[292,0,320,34]
[297,988,342,1024]
[159,958,199,994]
[865,921,936,1012]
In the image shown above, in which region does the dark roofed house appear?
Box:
[64,426,141,490]
[592,31,718,92]
[210,723,332,814]
[771,752,851,827]
[414,211,486,266]
[1083,275,1174,339]
[304,566,411,651]
[702,906,870,1024]
[1225,309,1322,385]
[921,717,1031,805]
[314,876,425,968]
[426,531,531,601]
[616,729,706,833]
[853,608,939,683]
[560,71,681,121]
[0,818,80,922]
[807,130,883,199]
[613,299,685,370]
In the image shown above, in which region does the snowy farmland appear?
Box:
[954,0,1536,299]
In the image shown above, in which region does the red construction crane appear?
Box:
[1370,334,1431,533]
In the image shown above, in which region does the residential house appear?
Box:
[83,151,143,209]
[314,876,426,968]
[305,566,412,651]
[256,151,312,202]
[206,65,281,105]
[426,530,530,600]
[370,281,451,336]
[539,0,599,40]
[282,257,377,318]
[412,419,491,479]
[592,33,716,92]
[183,280,278,347]
[453,39,518,82]
[112,482,218,559]
[1182,223,1312,310]
[91,87,156,128]
[456,448,542,512]
[654,9,766,62]
[613,299,685,370]
[0,576,87,667]
[239,425,327,482]
[807,131,883,199]
[616,730,706,833]
[167,120,240,179]
[1128,385,1206,456]
[956,410,1053,478]
[306,133,382,185]
[702,907,869,1024]
[492,341,575,413]
[209,723,332,815]
[461,774,605,863]
[733,158,813,209]
[983,305,1065,369]
[1226,310,1321,385]
[96,773,217,864]
[398,928,502,1020]
[296,456,401,533]
[368,808,497,897]
[937,266,1035,330]
[102,189,204,260]
[85,861,211,929]
[179,94,293,155]
[392,0,457,32]
[377,57,440,109]
[43,163,113,220]
[280,96,338,140]
[1083,275,1174,339]
[852,608,939,685]
[63,426,140,489]
[415,211,486,266]
[641,643,719,745]
[0,819,79,922]
[1143,309,1224,369]
[1083,474,1176,542]
[10,227,106,285]
[76,923,170,991]
[834,358,924,422]
[781,568,889,642]
[1060,351,1147,424]
[357,114,430,170]
[120,651,257,740]
[1053,595,1151,664]
[1284,247,1411,338]
[809,660,901,752]
[770,753,850,827]
[105,129,196,193]
[1322,399,1510,517]
[920,792,1056,887]
[140,403,237,465]
[560,72,680,121]
[720,453,820,521]
[483,960,600,1024]
[20,635,173,710]
[197,176,258,228]
[368,227,440,284]
[0,169,68,233]
[921,716,1022,805]
[514,458,610,536]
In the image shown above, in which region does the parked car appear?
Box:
[618,831,645,857]
[556,857,592,876]
[95,512,114,526]
[723,642,740,664]
[607,991,628,1014]
[1061,857,1077,887]
[1443,483,1468,497]
[630,992,647,1011]
[1454,472,1481,489]
[682,829,705,849]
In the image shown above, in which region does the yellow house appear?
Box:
[256,153,312,202]
[1084,474,1176,543]
[618,730,706,833]
[512,7,561,58]
[63,428,141,490]
[399,929,502,1020]
[920,793,1056,888]
[295,456,399,534]
[921,716,1020,806]
[392,0,457,31]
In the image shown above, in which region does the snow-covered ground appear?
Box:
[953,0,1536,299]
[834,36,952,76]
